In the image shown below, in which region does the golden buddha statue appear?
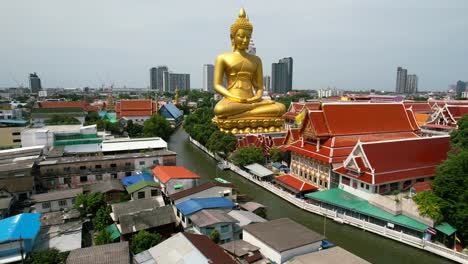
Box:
[212,8,286,134]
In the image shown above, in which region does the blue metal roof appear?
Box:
[120,174,154,187]
[176,197,235,216]
[162,104,182,119]
[0,213,41,243]
[0,120,28,125]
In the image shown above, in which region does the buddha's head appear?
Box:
[230,8,253,51]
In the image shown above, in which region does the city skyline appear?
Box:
[1,0,467,91]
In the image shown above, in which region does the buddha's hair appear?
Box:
[230,9,253,40]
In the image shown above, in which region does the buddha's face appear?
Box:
[233,29,252,51]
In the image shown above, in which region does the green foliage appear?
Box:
[209,229,220,244]
[269,148,283,162]
[450,115,468,150]
[45,115,81,125]
[85,111,101,123]
[427,115,468,244]
[143,114,173,140]
[130,230,163,254]
[126,120,144,137]
[95,228,113,246]
[412,191,445,222]
[206,131,237,156]
[92,206,113,231]
[231,146,264,167]
[184,108,218,145]
[432,150,468,243]
[74,192,106,217]
[25,249,68,264]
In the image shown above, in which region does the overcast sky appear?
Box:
[1,0,467,91]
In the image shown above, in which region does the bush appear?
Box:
[130,230,162,254]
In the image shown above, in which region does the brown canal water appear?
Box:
[169,127,454,264]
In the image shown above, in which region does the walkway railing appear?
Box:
[188,137,468,263]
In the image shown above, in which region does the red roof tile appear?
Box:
[115,99,157,118]
[361,136,450,173]
[447,106,468,119]
[152,166,201,184]
[282,112,298,120]
[38,101,88,109]
[275,175,318,192]
[321,103,417,136]
[403,102,432,113]
[412,182,432,193]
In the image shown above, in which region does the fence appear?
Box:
[188,137,468,263]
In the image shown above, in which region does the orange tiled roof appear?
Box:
[403,102,432,113]
[414,113,430,126]
[321,103,418,136]
[38,101,87,109]
[152,166,201,184]
[275,174,317,192]
[115,99,157,118]
[361,136,450,173]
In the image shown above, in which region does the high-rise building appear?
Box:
[406,74,418,94]
[396,67,419,94]
[263,75,271,91]
[167,73,190,92]
[29,72,42,93]
[456,80,466,98]
[395,67,408,93]
[203,64,214,92]
[149,66,169,91]
[271,57,293,93]
[279,57,293,91]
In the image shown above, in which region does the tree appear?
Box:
[93,206,113,231]
[231,146,264,167]
[125,120,144,137]
[143,114,173,140]
[412,191,445,222]
[74,192,106,217]
[206,130,237,156]
[95,228,113,245]
[25,249,68,264]
[450,115,468,150]
[209,229,220,244]
[269,148,283,162]
[85,111,101,123]
[130,230,163,254]
[428,115,468,244]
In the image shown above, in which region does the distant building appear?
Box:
[272,57,293,93]
[396,67,418,94]
[247,38,256,55]
[149,66,169,91]
[203,64,214,92]
[263,75,271,91]
[115,99,158,123]
[396,67,407,93]
[158,103,183,127]
[317,87,343,98]
[29,72,42,93]
[456,80,466,98]
[152,166,201,196]
[406,74,418,94]
[167,73,190,92]
[31,188,82,213]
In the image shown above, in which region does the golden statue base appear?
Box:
[213,117,284,134]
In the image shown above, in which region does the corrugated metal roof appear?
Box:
[101,137,167,152]
[0,213,41,243]
[161,104,182,119]
[176,197,235,216]
[305,189,428,231]
[244,163,273,177]
[120,174,154,187]
[126,180,159,194]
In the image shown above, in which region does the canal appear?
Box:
[168,127,453,264]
